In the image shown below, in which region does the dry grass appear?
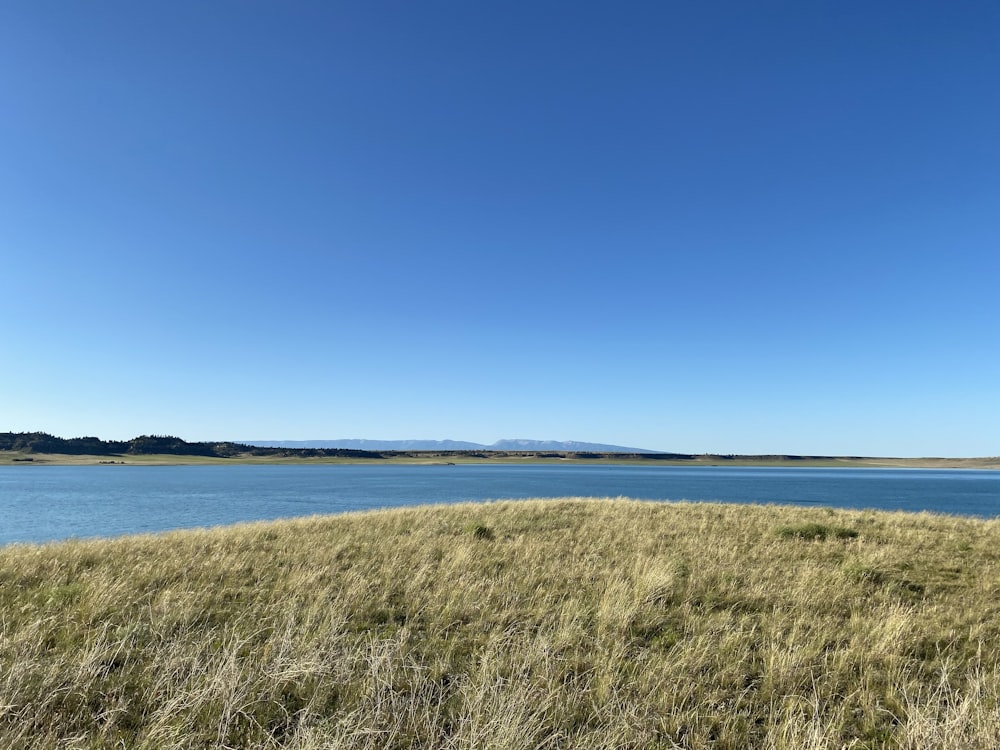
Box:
[1,498,999,748]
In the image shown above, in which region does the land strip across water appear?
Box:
[3,451,999,469]
[2,432,997,468]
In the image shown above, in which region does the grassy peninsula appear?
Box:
[2,499,999,748]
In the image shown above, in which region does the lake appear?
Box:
[1,464,998,545]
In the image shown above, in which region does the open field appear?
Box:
[2,498,999,748]
[3,450,999,469]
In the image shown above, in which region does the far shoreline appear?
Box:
[2,451,998,470]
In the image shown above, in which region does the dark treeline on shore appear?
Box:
[0,433,381,459]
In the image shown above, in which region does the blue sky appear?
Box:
[2,1,998,456]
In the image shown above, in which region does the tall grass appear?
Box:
[1,498,998,748]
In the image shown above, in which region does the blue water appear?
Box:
[0,464,997,545]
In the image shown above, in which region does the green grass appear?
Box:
[1,498,999,748]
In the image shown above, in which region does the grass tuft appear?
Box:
[469,524,496,541]
[776,522,860,540]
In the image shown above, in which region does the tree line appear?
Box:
[0,433,384,459]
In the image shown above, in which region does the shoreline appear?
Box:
[2,450,998,469]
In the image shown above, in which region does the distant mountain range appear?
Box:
[242,439,658,453]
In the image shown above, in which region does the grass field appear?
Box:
[1,498,999,748]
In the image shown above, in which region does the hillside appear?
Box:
[1,499,998,748]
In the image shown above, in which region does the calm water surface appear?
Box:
[1,464,997,545]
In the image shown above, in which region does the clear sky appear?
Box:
[2,1,997,456]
